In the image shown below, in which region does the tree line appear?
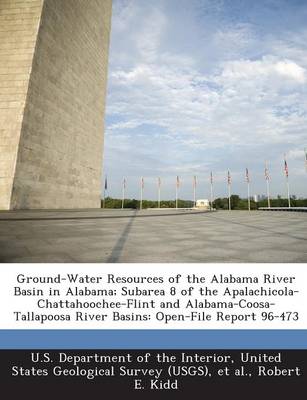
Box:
[214,195,307,210]
[102,197,193,209]
[102,195,307,210]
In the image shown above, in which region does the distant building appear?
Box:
[196,199,210,209]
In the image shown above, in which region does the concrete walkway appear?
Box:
[0,209,307,262]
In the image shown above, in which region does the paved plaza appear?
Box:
[0,209,307,263]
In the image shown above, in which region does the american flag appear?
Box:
[123,178,126,188]
[158,177,161,188]
[193,175,197,188]
[210,171,213,184]
[104,176,108,190]
[227,170,231,185]
[141,177,144,189]
[284,155,289,178]
[264,162,270,181]
[176,176,180,188]
[245,168,250,183]
[305,148,307,171]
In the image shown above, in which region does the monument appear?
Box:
[0,0,112,209]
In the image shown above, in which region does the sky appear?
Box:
[103,0,307,201]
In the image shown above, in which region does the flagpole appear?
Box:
[176,176,179,209]
[284,154,290,208]
[158,178,161,209]
[121,179,125,209]
[227,170,231,211]
[103,176,107,209]
[266,179,271,208]
[265,161,271,208]
[247,181,250,211]
[193,176,196,207]
[286,177,290,208]
[245,168,250,211]
[210,172,213,210]
[140,177,143,210]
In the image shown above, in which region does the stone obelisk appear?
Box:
[0,0,112,209]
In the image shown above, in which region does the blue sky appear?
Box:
[103,0,307,201]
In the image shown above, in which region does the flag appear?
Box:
[158,177,161,188]
[104,176,108,190]
[284,155,289,178]
[227,170,231,185]
[245,168,250,183]
[264,162,270,181]
[305,148,307,170]
[123,178,126,188]
[141,177,144,189]
[210,171,213,184]
[176,176,180,188]
[193,175,197,187]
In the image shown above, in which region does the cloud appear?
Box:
[275,60,306,83]
[288,148,305,160]
[105,0,307,199]
[108,54,306,150]
[219,57,306,84]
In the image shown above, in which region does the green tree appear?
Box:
[230,195,240,209]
